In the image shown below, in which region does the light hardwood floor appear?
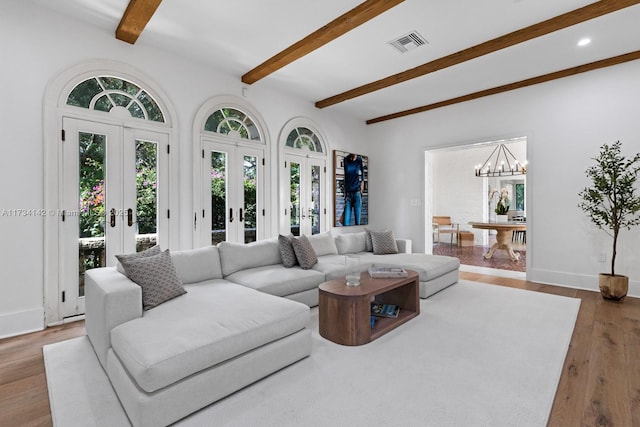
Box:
[1,273,638,426]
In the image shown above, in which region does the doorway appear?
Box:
[427,137,528,276]
[59,118,170,317]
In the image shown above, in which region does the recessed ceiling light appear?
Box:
[577,38,591,47]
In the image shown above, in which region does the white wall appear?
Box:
[367,58,640,296]
[0,1,367,337]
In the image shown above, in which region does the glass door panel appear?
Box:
[135,140,158,252]
[310,164,321,235]
[243,155,258,243]
[78,132,106,297]
[62,119,170,318]
[202,141,264,245]
[289,161,301,236]
[61,119,121,318]
[210,151,228,245]
[283,154,325,236]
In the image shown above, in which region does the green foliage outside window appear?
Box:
[79,135,158,238]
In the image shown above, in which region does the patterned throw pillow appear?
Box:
[291,235,318,269]
[116,249,186,311]
[364,229,374,252]
[278,234,298,268]
[370,230,399,255]
[116,245,161,276]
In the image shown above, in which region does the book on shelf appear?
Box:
[371,303,400,318]
[368,265,408,278]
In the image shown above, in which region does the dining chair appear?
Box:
[432,216,459,245]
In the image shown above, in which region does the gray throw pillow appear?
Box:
[370,230,399,255]
[291,235,318,269]
[116,245,161,276]
[116,249,186,311]
[365,228,390,252]
[278,234,298,268]
[364,229,373,252]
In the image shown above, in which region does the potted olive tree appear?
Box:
[578,141,640,301]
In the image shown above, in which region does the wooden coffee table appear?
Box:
[318,270,420,346]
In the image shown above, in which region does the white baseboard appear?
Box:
[0,307,44,339]
[460,264,526,280]
[527,268,640,298]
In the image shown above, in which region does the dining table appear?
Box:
[469,221,527,261]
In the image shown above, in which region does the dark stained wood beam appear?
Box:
[242,0,405,84]
[366,50,640,124]
[116,0,163,44]
[317,0,640,108]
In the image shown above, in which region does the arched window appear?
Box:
[286,127,323,152]
[280,121,328,236]
[195,99,269,247]
[66,76,165,122]
[44,61,177,327]
[204,107,261,141]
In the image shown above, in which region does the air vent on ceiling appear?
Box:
[388,31,428,54]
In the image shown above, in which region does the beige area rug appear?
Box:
[44,281,580,427]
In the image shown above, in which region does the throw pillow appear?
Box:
[116,245,161,276]
[117,249,186,311]
[365,228,390,252]
[291,235,318,269]
[278,234,298,268]
[370,230,399,255]
[335,231,367,254]
[306,231,338,256]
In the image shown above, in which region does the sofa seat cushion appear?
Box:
[109,280,309,393]
[225,264,325,297]
[359,253,460,282]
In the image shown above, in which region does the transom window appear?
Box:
[286,127,323,153]
[204,108,261,141]
[67,76,165,122]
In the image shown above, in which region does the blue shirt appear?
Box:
[344,155,363,193]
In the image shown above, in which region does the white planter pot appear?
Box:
[496,215,509,223]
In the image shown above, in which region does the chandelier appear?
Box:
[474,144,527,177]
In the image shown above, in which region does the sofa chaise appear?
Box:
[85,230,459,426]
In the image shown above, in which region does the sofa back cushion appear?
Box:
[170,246,223,284]
[306,231,338,256]
[218,238,281,276]
[335,232,367,254]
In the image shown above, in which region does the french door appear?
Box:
[60,118,169,317]
[201,139,265,245]
[284,154,325,236]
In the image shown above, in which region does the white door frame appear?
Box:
[43,60,178,326]
[200,139,265,245]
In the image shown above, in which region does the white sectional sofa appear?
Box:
[85,231,459,427]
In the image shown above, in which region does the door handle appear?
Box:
[110,208,116,227]
[239,208,244,222]
[127,208,133,227]
[229,208,234,223]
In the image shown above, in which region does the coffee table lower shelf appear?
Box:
[318,270,420,346]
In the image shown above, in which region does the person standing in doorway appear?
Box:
[342,153,364,226]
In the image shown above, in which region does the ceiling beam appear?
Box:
[366,50,640,124]
[241,0,405,85]
[317,0,640,109]
[116,0,163,44]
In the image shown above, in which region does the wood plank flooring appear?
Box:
[1,273,638,426]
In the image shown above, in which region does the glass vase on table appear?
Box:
[345,255,361,286]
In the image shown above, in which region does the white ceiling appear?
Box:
[33,0,640,122]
